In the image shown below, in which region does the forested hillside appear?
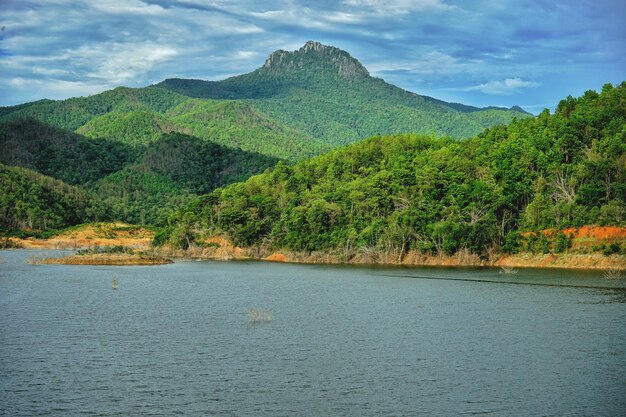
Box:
[0,163,107,231]
[93,133,281,225]
[0,120,281,226]
[0,87,189,131]
[160,83,626,256]
[157,41,530,145]
[0,118,136,185]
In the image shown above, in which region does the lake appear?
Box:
[1,250,625,416]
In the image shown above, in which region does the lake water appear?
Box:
[1,250,625,416]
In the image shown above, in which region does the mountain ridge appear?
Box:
[157,41,528,113]
[155,41,530,143]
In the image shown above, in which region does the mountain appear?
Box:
[161,83,626,256]
[156,41,530,144]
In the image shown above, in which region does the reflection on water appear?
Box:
[370,263,626,290]
[588,288,626,304]
[1,250,625,416]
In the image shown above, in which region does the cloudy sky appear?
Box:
[1,0,624,113]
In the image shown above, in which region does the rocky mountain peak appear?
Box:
[262,41,370,79]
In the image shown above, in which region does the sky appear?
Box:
[1,0,624,113]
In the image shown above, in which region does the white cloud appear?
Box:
[250,8,331,29]
[323,12,362,24]
[6,77,114,99]
[466,78,540,95]
[232,50,260,60]
[2,41,178,86]
[369,51,482,76]
[77,43,178,84]
[342,0,454,15]
[91,0,165,15]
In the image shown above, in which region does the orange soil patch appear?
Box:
[528,226,626,239]
[562,226,626,239]
[264,253,287,262]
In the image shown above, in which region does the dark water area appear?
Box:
[1,250,625,416]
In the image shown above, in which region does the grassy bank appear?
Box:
[7,223,154,250]
[38,253,172,266]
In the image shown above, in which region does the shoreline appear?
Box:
[160,246,625,271]
[7,231,625,271]
[8,246,624,270]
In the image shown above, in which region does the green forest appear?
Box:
[0,118,281,227]
[0,163,106,232]
[159,83,626,257]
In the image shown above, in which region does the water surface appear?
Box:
[1,250,625,416]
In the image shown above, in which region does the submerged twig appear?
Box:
[500,265,519,275]
[248,308,272,323]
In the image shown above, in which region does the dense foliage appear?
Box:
[1,91,327,163]
[93,133,281,225]
[73,99,329,161]
[164,99,329,160]
[0,118,135,185]
[0,119,282,225]
[0,163,107,231]
[162,83,626,255]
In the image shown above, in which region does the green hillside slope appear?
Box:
[166,99,330,160]
[1,89,328,162]
[0,118,135,185]
[0,163,107,231]
[0,87,189,131]
[93,133,281,225]
[0,119,282,226]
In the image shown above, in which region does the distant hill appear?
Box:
[92,132,281,225]
[0,87,326,162]
[0,87,189,131]
[0,119,281,225]
[156,41,530,145]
